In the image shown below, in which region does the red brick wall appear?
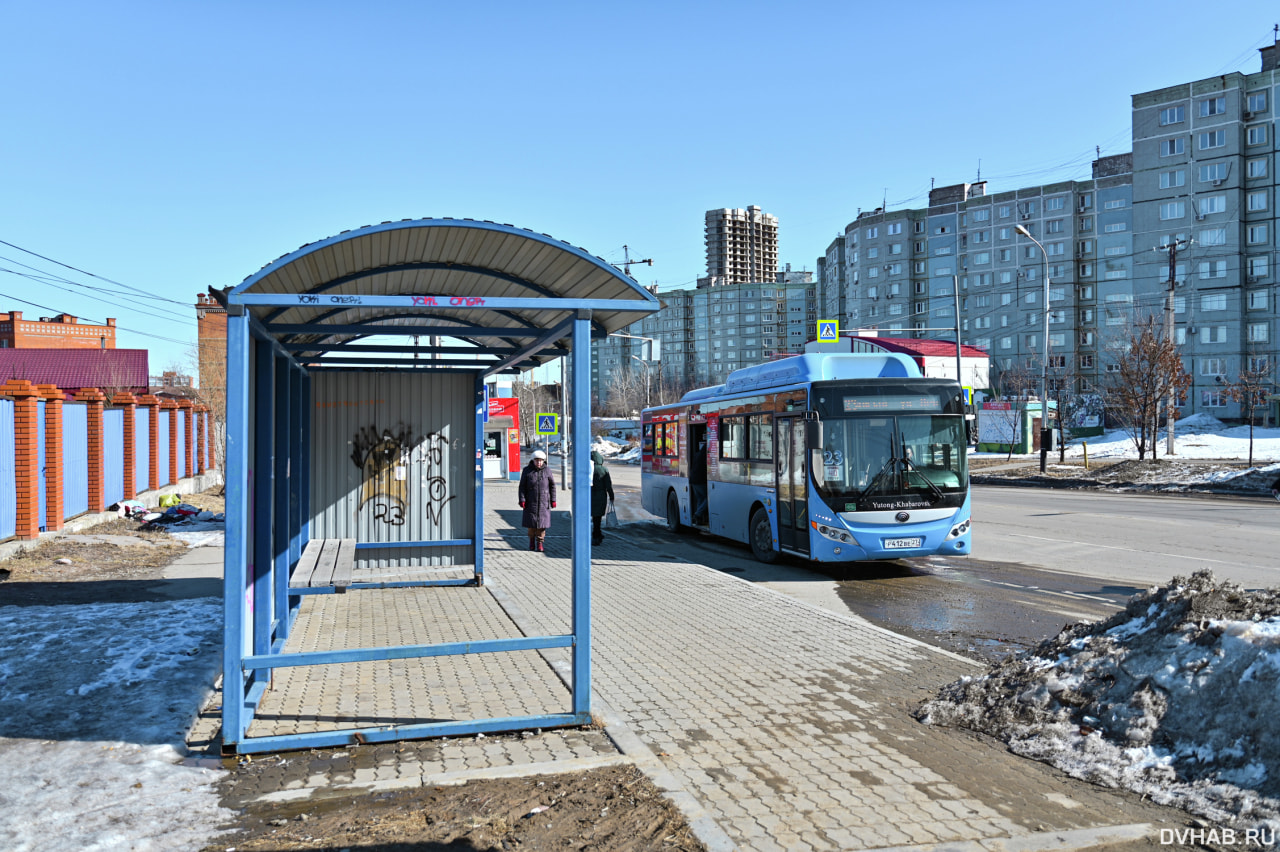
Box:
[38,384,64,531]
[76,388,106,511]
[2,381,40,539]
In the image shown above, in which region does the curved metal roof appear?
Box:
[224,218,659,374]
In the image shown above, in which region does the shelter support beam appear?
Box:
[223,310,251,748]
[272,353,292,654]
[571,314,592,717]
[474,375,485,585]
[253,343,275,676]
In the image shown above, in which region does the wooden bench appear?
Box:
[289,538,356,593]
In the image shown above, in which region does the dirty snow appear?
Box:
[0,598,231,850]
[921,571,1280,833]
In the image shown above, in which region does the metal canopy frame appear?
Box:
[220,219,658,753]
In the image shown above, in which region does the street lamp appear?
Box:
[1014,223,1052,473]
[630,355,650,407]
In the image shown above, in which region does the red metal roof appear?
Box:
[853,337,989,358]
[0,349,149,394]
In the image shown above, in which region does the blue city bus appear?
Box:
[640,353,971,563]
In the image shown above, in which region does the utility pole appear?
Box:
[1157,238,1192,455]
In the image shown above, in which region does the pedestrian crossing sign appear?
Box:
[817,319,839,342]
[536,413,559,435]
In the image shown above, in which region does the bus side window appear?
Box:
[643,424,655,455]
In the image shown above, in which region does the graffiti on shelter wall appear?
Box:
[419,430,455,525]
[351,424,419,526]
[350,424,456,527]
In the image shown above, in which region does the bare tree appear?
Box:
[188,340,226,472]
[604,367,646,416]
[1103,323,1191,461]
[1222,354,1275,468]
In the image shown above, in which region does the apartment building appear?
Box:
[700,206,779,287]
[1130,43,1279,417]
[591,278,817,408]
[820,43,1280,419]
[827,160,1134,403]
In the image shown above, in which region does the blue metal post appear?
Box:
[301,371,311,547]
[222,311,251,748]
[289,363,303,566]
[474,374,485,585]
[570,315,592,718]
[253,342,275,666]
[273,355,292,649]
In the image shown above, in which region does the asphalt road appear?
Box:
[604,467,1280,662]
[968,485,1280,589]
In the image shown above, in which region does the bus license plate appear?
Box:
[884,537,923,549]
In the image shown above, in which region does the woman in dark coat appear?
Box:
[518,450,556,552]
[590,450,615,545]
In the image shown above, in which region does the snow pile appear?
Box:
[920,571,1280,830]
[0,598,233,849]
[592,438,624,456]
[1176,412,1229,432]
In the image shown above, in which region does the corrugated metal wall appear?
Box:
[310,372,475,568]
[0,400,15,539]
[158,410,171,486]
[103,408,125,508]
[135,406,150,493]
[63,403,89,518]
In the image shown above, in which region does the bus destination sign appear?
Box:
[842,394,942,413]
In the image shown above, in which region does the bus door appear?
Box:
[775,416,809,555]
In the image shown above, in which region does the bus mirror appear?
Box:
[806,420,823,449]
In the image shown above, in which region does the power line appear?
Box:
[0,288,193,347]
[0,238,191,307]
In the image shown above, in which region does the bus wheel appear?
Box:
[749,508,778,563]
[665,491,684,533]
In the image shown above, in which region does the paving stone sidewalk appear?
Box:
[199,481,1180,850]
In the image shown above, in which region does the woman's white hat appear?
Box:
[532,450,547,460]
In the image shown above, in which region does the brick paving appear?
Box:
[202,479,1179,850]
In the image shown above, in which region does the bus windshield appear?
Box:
[814,415,967,511]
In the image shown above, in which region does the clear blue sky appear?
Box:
[2,1,1276,379]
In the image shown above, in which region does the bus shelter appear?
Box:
[219,219,659,753]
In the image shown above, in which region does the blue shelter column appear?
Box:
[474,375,485,585]
[222,310,251,747]
[300,371,311,548]
[272,355,292,649]
[570,314,592,716]
[253,342,276,668]
[289,363,304,566]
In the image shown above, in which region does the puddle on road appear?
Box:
[833,557,1130,663]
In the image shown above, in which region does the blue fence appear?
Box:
[1,395,214,540]
[158,410,171,487]
[38,400,47,532]
[177,410,188,479]
[135,406,150,493]
[0,400,15,540]
[104,409,125,508]
[63,403,89,519]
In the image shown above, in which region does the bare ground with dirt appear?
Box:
[206,762,704,852]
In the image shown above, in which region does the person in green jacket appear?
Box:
[590,450,615,545]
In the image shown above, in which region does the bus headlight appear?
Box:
[813,522,858,546]
[946,519,971,540]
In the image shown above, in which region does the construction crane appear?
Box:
[619,245,653,278]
